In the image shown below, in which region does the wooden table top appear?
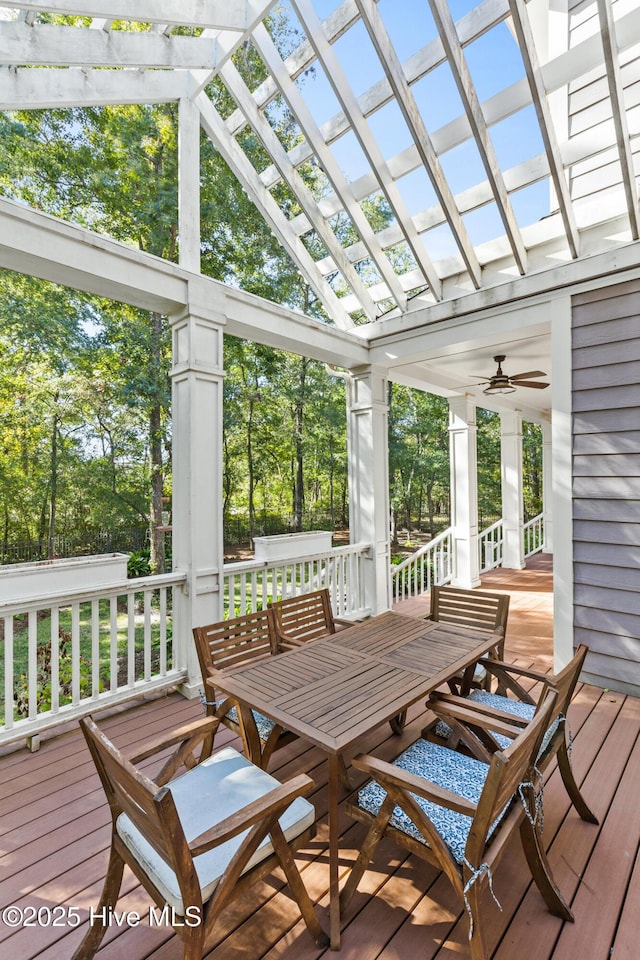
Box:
[211,610,499,754]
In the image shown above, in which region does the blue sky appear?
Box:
[273,0,550,256]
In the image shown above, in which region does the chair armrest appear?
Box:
[126,717,219,764]
[428,692,528,735]
[478,659,546,703]
[125,717,219,785]
[351,752,476,817]
[274,628,308,651]
[188,773,314,856]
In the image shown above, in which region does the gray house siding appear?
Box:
[572,279,640,693]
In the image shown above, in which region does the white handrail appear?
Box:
[1,571,187,749]
[222,542,371,620]
[524,513,544,558]
[391,528,452,603]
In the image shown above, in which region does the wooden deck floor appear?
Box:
[2,555,638,960]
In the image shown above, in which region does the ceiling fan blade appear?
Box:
[509,370,546,381]
[514,380,549,389]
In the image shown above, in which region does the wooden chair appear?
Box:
[428,585,510,693]
[193,608,295,769]
[428,643,598,825]
[342,689,571,960]
[269,587,354,648]
[73,714,327,960]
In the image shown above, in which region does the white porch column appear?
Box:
[542,419,553,553]
[448,396,481,588]
[347,366,391,614]
[500,410,526,570]
[170,292,225,695]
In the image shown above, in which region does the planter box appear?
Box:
[253,531,333,562]
[0,553,129,603]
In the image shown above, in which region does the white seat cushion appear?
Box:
[117,747,315,914]
[357,739,507,865]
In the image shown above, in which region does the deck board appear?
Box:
[1,555,639,960]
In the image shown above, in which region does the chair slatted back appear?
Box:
[81,716,181,867]
[270,589,336,645]
[193,608,279,682]
[468,688,557,859]
[551,644,589,718]
[430,586,509,635]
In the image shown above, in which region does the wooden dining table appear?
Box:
[209,609,503,949]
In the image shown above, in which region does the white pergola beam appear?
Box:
[0,66,192,109]
[0,20,233,69]
[219,58,373,321]
[508,0,580,258]
[0,0,266,32]
[251,22,408,312]
[0,196,368,366]
[355,0,482,290]
[596,0,640,240]
[195,91,355,329]
[292,0,444,301]
[428,0,527,275]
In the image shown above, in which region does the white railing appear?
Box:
[524,513,544,558]
[391,528,452,603]
[222,542,371,620]
[0,571,186,749]
[478,520,504,573]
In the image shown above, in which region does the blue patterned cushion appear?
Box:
[223,703,279,743]
[435,690,558,757]
[357,739,507,864]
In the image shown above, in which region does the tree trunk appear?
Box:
[47,396,60,558]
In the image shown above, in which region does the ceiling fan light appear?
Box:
[483,383,516,395]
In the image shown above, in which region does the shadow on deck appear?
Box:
[1,554,637,960]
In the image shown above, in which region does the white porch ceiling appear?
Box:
[1,0,640,401]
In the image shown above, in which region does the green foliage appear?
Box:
[13,635,98,719]
[127,550,152,579]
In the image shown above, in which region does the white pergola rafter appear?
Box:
[0,0,263,32]
[428,0,527,275]
[195,91,355,329]
[219,57,377,321]
[251,21,408,312]
[596,0,640,241]
[355,0,482,290]
[291,0,444,301]
[508,0,580,258]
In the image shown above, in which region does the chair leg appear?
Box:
[519,818,574,922]
[340,798,394,913]
[466,880,490,960]
[271,824,329,948]
[557,738,599,824]
[389,710,406,735]
[72,845,125,960]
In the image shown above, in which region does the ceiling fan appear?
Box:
[476,355,549,395]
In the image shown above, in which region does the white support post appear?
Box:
[448,396,480,589]
[542,418,553,553]
[500,410,526,570]
[178,96,201,272]
[552,295,574,671]
[347,366,391,614]
[170,291,225,695]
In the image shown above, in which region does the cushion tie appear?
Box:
[462,857,502,938]
[518,766,544,831]
[199,689,217,711]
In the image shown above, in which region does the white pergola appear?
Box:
[1,0,639,682]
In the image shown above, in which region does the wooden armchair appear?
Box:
[73,714,327,960]
[342,689,571,960]
[193,608,296,769]
[269,587,353,649]
[428,643,598,824]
